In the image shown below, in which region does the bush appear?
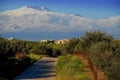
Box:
[0,39,28,64]
[80,31,113,50]
[71,31,120,80]
[62,38,79,54]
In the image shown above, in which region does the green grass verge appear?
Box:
[28,53,43,63]
[56,54,92,80]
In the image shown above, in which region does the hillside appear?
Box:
[0,6,120,40]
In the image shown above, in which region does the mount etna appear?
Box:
[0,6,120,41]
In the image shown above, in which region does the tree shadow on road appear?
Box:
[15,57,57,80]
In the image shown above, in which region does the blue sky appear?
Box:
[0,0,120,19]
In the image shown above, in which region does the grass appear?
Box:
[56,54,92,80]
[28,53,43,63]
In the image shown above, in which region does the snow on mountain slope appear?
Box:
[0,6,120,40]
[0,6,52,16]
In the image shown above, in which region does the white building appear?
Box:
[55,39,69,44]
[8,37,13,40]
[40,39,48,43]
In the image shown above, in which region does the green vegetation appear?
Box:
[0,38,42,79]
[0,37,62,79]
[56,55,91,80]
[27,53,42,63]
[62,38,79,54]
[56,31,120,80]
[78,31,120,80]
[0,31,120,80]
[29,42,62,57]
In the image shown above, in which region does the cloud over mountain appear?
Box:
[0,6,120,40]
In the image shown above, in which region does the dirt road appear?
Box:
[15,57,57,80]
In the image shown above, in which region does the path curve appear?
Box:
[15,57,57,80]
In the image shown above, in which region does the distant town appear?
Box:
[40,39,69,44]
[7,37,69,44]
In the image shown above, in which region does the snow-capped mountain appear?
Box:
[0,6,120,40]
[0,6,52,16]
[25,6,51,11]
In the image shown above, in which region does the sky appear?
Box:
[0,0,120,19]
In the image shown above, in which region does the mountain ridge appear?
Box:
[0,6,120,40]
[23,6,51,11]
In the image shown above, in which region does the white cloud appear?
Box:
[0,6,120,37]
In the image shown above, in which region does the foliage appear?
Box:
[30,43,48,54]
[73,31,120,80]
[0,31,120,80]
[80,31,113,50]
[0,39,28,64]
[56,55,91,80]
[62,38,80,54]
[0,39,42,79]
[36,31,119,80]
[30,42,62,57]
[27,53,42,63]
